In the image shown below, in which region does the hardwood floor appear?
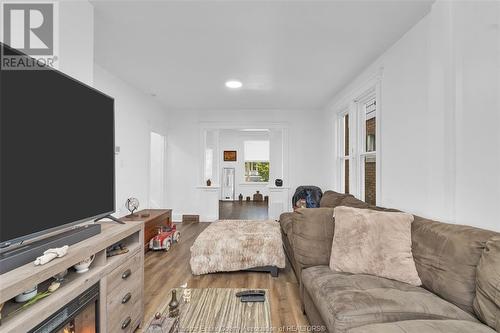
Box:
[219,200,269,220]
[143,222,308,329]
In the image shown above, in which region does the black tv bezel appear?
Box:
[0,42,116,249]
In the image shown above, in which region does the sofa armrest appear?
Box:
[279,212,295,237]
[291,208,335,276]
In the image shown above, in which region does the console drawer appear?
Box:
[107,253,142,294]
[107,278,142,333]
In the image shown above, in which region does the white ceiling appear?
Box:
[92,1,433,110]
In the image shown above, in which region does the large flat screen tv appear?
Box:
[0,43,115,248]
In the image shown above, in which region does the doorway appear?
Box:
[219,201,269,220]
[201,124,289,221]
[149,131,166,208]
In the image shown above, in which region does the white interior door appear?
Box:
[149,132,166,208]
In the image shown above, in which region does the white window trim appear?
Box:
[355,92,377,203]
[336,107,350,194]
[334,79,382,205]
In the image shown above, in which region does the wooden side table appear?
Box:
[122,209,172,252]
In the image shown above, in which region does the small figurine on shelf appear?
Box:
[206,179,212,186]
[168,290,179,318]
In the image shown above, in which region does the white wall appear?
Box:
[58,0,94,85]
[56,1,170,217]
[325,0,500,231]
[93,65,169,216]
[166,109,328,221]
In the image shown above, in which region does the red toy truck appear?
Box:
[149,224,180,251]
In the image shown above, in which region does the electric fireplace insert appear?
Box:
[29,283,99,333]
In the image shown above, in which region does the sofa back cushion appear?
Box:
[473,236,500,331]
[319,191,352,208]
[330,206,422,286]
[292,208,335,271]
[411,216,497,314]
[339,195,371,209]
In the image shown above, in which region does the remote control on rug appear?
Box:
[240,295,265,302]
[235,290,266,297]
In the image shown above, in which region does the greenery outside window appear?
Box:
[244,140,270,182]
[245,161,269,182]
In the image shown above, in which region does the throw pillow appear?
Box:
[330,206,422,286]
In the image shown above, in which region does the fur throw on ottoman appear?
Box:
[190,220,286,275]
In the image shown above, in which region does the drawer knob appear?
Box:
[121,316,131,329]
[122,292,132,304]
[122,269,131,279]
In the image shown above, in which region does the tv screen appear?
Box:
[0,45,115,246]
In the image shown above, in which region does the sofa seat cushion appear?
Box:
[347,320,496,333]
[302,266,477,333]
[279,212,294,236]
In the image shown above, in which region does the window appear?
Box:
[336,91,378,205]
[339,113,350,194]
[244,140,270,182]
[360,98,377,205]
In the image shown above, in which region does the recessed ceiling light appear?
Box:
[225,80,242,89]
[240,129,270,132]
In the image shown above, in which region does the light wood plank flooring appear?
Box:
[143,222,308,329]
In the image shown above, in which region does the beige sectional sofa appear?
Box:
[279,191,500,333]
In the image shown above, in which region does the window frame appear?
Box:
[337,108,351,194]
[335,81,381,205]
[243,140,270,183]
[356,93,378,204]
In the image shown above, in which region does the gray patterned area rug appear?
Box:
[146,288,272,333]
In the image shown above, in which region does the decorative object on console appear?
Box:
[125,197,140,217]
[73,254,95,273]
[182,289,192,303]
[12,281,60,313]
[149,224,180,252]
[223,150,237,161]
[14,286,38,303]
[33,245,69,266]
[53,269,68,282]
[106,243,129,257]
[253,191,263,202]
[238,193,243,202]
[168,290,180,318]
[206,178,212,186]
[246,196,251,201]
[125,209,172,252]
[275,179,283,187]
